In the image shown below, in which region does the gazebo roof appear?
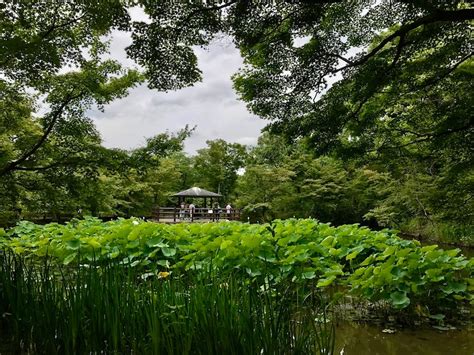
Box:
[172,187,222,198]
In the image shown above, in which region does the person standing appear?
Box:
[214,202,221,221]
[184,203,189,220]
[189,202,195,220]
[226,203,232,220]
[179,202,185,220]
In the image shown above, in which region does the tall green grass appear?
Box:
[401,218,474,247]
[0,252,335,354]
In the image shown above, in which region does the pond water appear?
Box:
[457,245,474,259]
[335,322,473,355]
[334,241,473,355]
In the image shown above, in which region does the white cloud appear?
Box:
[90,31,266,155]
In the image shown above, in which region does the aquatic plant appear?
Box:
[0,252,334,354]
[1,217,472,313]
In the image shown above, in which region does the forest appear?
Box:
[1,1,472,246]
[0,1,473,354]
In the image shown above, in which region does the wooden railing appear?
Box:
[153,207,241,223]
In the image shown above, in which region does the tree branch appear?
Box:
[388,33,405,70]
[416,52,474,89]
[380,122,474,151]
[0,92,82,176]
[39,13,86,40]
[15,157,101,172]
[339,8,474,72]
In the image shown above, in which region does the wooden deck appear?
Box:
[4,208,241,227]
[153,207,241,223]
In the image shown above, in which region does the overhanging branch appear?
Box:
[339,8,474,72]
[0,92,83,176]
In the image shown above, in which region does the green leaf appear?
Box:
[66,239,81,250]
[390,291,410,308]
[346,246,364,261]
[109,247,120,259]
[448,281,467,293]
[317,276,336,287]
[360,254,375,266]
[425,269,444,282]
[146,237,168,248]
[302,271,316,279]
[63,252,77,265]
[321,236,335,248]
[383,246,396,256]
[86,239,101,249]
[429,314,445,321]
[329,247,342,256]
[162,247,176,257]
[421,245,438,252]
[246,268,262,277]
[157,259,170,268]
[126,240,140,249]
[221,240,233,249]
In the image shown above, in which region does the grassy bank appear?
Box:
[400,219,474,247]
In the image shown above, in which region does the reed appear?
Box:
[0,252,335,354]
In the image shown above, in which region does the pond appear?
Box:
[333,241,473,355]
[335,322,473,355]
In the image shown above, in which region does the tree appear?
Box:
[238,134,392,224]
[236,164,297,222]
[193,139,247,200]
[1,59,142,176]
[121,0,472,156]
[4,1,472,158]
[0,1,217,223]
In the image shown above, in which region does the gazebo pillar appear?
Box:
[204,197,207,208]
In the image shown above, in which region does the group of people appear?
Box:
[179,202,233,221]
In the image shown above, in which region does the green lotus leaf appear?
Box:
[66,239,81,250]
[146,236,168,248]
[317,276,336,287]
[390,291,410,307]
[162,247,177,257]
[302,271,316,279]
[63,252,77,265]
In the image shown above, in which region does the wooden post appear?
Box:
[173,207,176,222]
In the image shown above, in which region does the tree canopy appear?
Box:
[123,0,473,155]
[1,0,472,244]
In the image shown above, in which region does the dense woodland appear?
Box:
[1,1,472,245]
[1,2,473,352]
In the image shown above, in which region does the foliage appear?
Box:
[0,253,335,354]
[236,164,297,222]
[192,139,248,201]
[237,135,392,226]
[1,0,472,245]
[230,2,473,158]
[2,218,472,314]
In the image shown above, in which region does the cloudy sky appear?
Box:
[89,14,266,155]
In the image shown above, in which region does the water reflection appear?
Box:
[335,322,473,355]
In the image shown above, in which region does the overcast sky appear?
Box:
[89,21,266,155]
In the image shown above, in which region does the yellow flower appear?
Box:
[158,271,170,279]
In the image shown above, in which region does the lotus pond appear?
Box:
[0,218,472,353]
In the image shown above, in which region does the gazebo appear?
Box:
[153,187,239,222]
[172,187,222,208]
